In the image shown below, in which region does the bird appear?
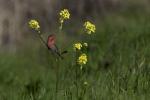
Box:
[47,34,67,59]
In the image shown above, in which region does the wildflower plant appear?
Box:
[84,21,96,34]
[77,53,87,66]
[28,9,70,100]
[29,20,40,32]
[72,20,96,99]
[73,43,82,51]
[28,8,95,100]
[59,9,70,30]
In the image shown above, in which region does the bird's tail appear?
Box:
[57,50,68,59]
[61,50,68,55]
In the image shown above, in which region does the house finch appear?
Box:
[47,34,67,59]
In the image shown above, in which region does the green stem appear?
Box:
[55,59,59,100]
[36,32,47,48]
[54,24,63,100]
[59,22,63,31]
[75,53,79,99]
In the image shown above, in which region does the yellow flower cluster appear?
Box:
[59,9,70,23]
[74,43,82,50]
[73,42,88,51]
[28,20,40,31]
[77,53,87,65]
[84,21,96,34]
[83,43,88,47]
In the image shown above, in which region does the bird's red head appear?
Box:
[47,34,56,49]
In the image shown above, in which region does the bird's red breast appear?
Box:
[47,34,56,49]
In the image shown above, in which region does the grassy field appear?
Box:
[0,13,150,100]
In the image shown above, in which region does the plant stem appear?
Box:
[55,58,60,100]
[75,66,79,99]
[37,34,47,48]
[54,26,63,100]
[75,53,79,99]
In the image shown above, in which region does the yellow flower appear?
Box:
[59,9,70,23]
[28,20,40,31]
[83,43,88,47]
[74,43,82,50]
[84,21,96,34]
[77,53,87,65]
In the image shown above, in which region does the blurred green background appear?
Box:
[0,0,150,99]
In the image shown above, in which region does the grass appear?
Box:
[0,13,150,100]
